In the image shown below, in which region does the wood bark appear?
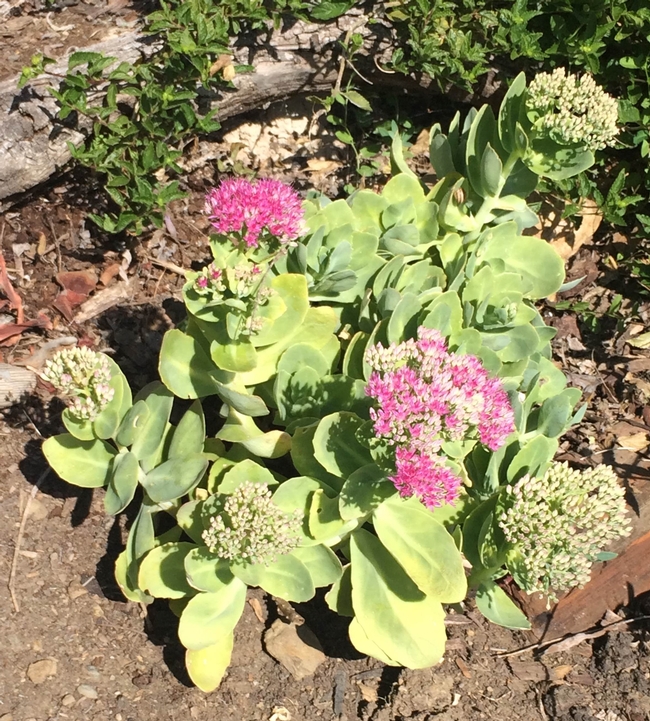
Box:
[0,10,501,209]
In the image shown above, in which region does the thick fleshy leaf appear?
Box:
[216,409,291,459]
[141,454,208,503]
[62,409,95,440]
[290,423,346,491]
[184,548,234,593]
[93,357,132,439]
[290,545,343,588]
[138,542,196,599]
[104,450,140,515]
[475,581,531,630]
[313,412,373,479]
[339,464,394,521]
[348,617,399,666]
[309,489,359,545]
[176,499,205,544]
[480,234,564,299]
[159,328,227,399]
[218,458,277,493]
[325,564,354,617]
[186,633,234,692]
[350,529,447,668]
[178,579,247,650]
[115,400,150,448]
[43,434,117,488]
[169,400,205,459]
[115,549,151,604]
[373,497,467,603]
[131,383,174,471]
[231,553,315,602]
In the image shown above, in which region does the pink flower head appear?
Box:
[391,447,462,509]
[205,178,304,248]
[365,326,515,508]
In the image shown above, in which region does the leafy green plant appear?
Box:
[42,72,631,690]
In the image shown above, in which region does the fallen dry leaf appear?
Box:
[306,158,341,175]
[53,269,98,321]
[410,128,430,156]
[617,432,649,452]
[550,198,602,262]
[99,262,122,287]
[209,54,233,77]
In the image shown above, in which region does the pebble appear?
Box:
[0,713,13,721]
[27,658,58,684]
[67,581,88,600]
[264,620,325,680]
[61,694,76,707]
[76,684,98,700]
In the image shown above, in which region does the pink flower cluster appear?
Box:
[205,178,304,248]
[365,327,515,509]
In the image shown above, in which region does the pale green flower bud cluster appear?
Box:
[42,346,114,421]
[526,68,619,151]
[202,481,301,567]
[498,462,631,598]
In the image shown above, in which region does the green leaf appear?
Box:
[178,580,247,650]
[104,451,140,515]
[231,553,315,602]
[115,400,150,447]
[290,545,343,588]
[498,72,527,153]
[130,382,174,470]
[216,409,291,459]
[342,89,371,111]
[480,143,503,197]
[479,232,564,299]
[186,633,233,692]
[217,458,277,493]
[313,412,373,479]
[43,434,117,488]
[159,329,230,399]
[138,542,196,599]
[62,410,95,441]
[93,357,132,439]
[506,435,558,483]
[141,454,208,503]
[169,400,206,459]
[339,464,395,521]
[475,581,531,630]
[350,529,447,668]
[348,617,399,666]
[184,548,234,593]
[373,497,467,603]
[325,564,353,616]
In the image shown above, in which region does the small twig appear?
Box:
[495,615,650,659]
[147,256,187,277]
[9,469,50,612]
[534,687,549,721]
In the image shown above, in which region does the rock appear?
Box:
[27,658,58,684]
[0,713,14,721]
[264,620,325,680]
[61,694,76,707]
[76,684,98,699]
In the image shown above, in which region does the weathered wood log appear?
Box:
[0,10,501,209]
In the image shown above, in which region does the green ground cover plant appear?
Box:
[19,0,650,246]
[41,71,631,691]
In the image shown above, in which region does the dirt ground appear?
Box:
[2,2,650,720]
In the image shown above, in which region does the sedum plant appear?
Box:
[43,69,630,691]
